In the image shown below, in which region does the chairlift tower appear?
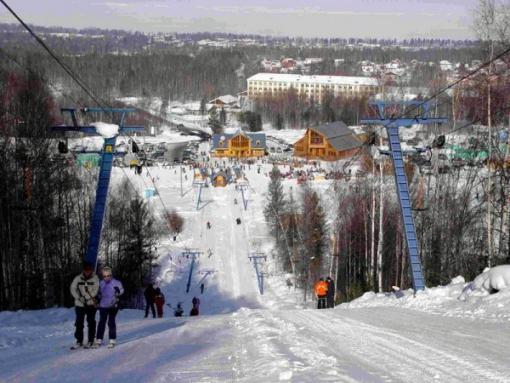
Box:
[238,182,250,210]
[361,101,447,292]
[53,108,144,268]
[183,249,202,293]
[249,253,267,294]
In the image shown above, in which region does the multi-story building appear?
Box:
[247,73,380,101]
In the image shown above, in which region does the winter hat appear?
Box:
[83,262,94,271]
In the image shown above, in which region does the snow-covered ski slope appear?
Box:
[2,142,510,382]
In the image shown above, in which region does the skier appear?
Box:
[234,198,237,205]
[200,283,205,294]
[207,221,211,229]
[236,217,241,225]
[326,276,335,308]
[314,278,328,309]
[190,296,200,316]
[70,262,100,349]
[93,266,124,349]
[154,288,165,318]
[144,283,156,318]
[174,302,184,317]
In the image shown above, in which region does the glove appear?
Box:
[114,286,120,295]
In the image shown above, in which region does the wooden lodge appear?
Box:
[210,131,266,158]
[293,121,362,161]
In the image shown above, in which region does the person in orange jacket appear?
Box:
[314,277,328,309]
[154,288,165,318]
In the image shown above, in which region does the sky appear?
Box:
[0,0,479,39]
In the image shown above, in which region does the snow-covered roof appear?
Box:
[209,95,238,105]
[247,73,379,86]
[211,132,266,150]
[310,121,362,151]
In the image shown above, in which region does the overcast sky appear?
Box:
[0,0,478,39]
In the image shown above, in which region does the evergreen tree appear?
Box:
[275,112,284,130]
[264,166,286,253]
[219,107,227,126]
[299,185,328,295]
[208,107,223,134]
[200,97,207,116]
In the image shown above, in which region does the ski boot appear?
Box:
[70,341,83,350]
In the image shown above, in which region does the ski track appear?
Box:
[4,151,510,382]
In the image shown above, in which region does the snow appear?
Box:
[459,265,510,300]
[90,122,119,139]
[2,140,510,382]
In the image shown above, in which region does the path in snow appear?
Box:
[3,307,510,382]
[3,147,510,382]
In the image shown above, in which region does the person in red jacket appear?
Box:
[314,278,328,309]
[154,288,165,318]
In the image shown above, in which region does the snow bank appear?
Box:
[91,122,119,138]
[459,265,510,300]
[342,269,510,321]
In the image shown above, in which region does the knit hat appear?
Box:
[83,262,94,271]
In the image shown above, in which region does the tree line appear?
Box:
[0,69,166,310]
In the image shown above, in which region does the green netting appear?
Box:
[76,153,101,168]
[448,145,488,160]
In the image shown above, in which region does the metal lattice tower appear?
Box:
[361,101,447,292]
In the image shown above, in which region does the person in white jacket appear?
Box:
[69,262,100,349]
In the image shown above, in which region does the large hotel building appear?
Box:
[247,73,380,101]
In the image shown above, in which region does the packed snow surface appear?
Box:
[1,139,510,382]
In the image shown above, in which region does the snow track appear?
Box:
[3,154,510,382]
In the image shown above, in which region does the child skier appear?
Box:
[154,288,165,318]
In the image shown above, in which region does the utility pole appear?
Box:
[53,107,144,269]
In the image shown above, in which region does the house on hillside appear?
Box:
[209,95,239,107]
[293,121,362,161]
[210,131,266,158]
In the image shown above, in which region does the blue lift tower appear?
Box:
[53,108,145,268]
[361,101,447,292]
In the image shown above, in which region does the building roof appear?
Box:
[247,73,379,86]
[209,95,238,105]
[311,121,362,151]
[211,132,266,150]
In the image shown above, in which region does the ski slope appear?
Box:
[2,144,510,382]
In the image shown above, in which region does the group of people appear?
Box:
[314,276,335,309]
[144,284,201,318]
[70,263,124,349]
[143,284,166,318]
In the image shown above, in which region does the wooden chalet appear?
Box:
[293,121,362,161]
[212,171,228,187]
[210,131,266,158]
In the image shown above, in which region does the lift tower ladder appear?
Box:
[361,101,447,292]
[53,108,145,267]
